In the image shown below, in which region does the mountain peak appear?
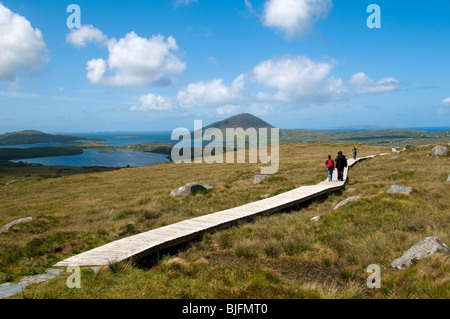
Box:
[203,113,275,132]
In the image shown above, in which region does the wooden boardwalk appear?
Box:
[54,154,384,267]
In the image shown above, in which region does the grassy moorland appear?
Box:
[1,142,449,299]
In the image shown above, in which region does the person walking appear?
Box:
[335,151,348,181]
[352,147,357,160]
[325,154,335,182]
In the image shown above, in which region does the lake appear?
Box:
[13,149,170,168]
[8,132,174,168]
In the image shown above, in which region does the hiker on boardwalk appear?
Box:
[352,147,357,160]
[325,154,335,182]
[335,151,348,181]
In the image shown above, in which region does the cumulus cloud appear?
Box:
[0,3,48,83]
[66,25,108,47]
[85,32,186,87]
[177,74,246,108]
[217,104,240,115]
[263,0,333,38]
[251,55,348,102]
[132,55,400,113]
[350,72,400,94]
[439,97,450,114]
[130,93,174,111]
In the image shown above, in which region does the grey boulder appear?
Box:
[386,185,412,194]
[170,183,207,197]
[432,145,448,157]
[333,196,361,210]
[391,237,450,270]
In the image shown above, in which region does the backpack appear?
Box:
[326,159,334,169]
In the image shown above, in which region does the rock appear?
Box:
[0,217,33,233]
[260,194,270,199]
[391,237,450,270]
[170,183,207,197]
[432,145,448,157]
[203,185,214,190]
[0,283,25,299]
[333,196,361,210]
[0,268,62,299]
[447,174,450,182]
[253,175,272,184]
[386,185,412,195]
[391,156,399,159]
[392,148,399,153]
[310,216,320,221]
[347,188,357,192]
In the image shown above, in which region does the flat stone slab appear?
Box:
[0,268,63,299]
[0,217,33,233]
[386,185,412,194]
[333,196,361,210]
[392,237,450,270]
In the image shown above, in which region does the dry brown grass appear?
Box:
[2,142,449,299]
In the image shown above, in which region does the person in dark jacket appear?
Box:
[335,151,348,181]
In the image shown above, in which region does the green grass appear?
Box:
[1,142,449,299]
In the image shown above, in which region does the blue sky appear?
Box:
[0,0,449,133]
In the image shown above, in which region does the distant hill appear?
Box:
[0,130,101,146]
[201,113,275,133]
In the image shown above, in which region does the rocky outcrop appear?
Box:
[0,217,33,233]
[170,183,207,197]
[386,185,412,194]
[432,145,448,157]
[391,237,450,270]
[333,196,361,210]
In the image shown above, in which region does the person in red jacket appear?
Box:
[325,154,335,182]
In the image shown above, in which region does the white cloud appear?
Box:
[66,25,108,48]
[130,93,174,111]
[177,74,246,108]
[0,4,48,83]
[439,97,450,114]
[86,32,186,87]
[175,0,198,7]
[217,104,240,115]
[263,0,333,38]
[132,55,400,113]
[245,0,255,14]
[251,55,348,102]
[350,72,400,94]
